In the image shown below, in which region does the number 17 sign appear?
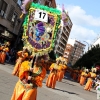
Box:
[34,9,48,23]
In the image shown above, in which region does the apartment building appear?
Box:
[64,39,86,65]
[54,9,73,56]
[63,44,73,63]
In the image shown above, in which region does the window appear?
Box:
[45,0,51,7]
[11,12,17,26]
[13,0,18,3]
[0,0,7,13]
[7,5,15,22]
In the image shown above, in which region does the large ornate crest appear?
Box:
[22,3,61,56]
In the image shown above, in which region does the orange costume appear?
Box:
[46,63,58,89]
[84,72,96,91]
[0,45,3,63]
[72,70,78,81]
[80,71,88,85]
[0,46,9,64]
[57,64,67,82]
[11,60,46,100]
[77,70,82,83]
[12,50,28,76]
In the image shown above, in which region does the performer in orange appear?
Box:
[0,42,10,64]
[80,69,88,85]
[84,68,97,91]
[77,69,82,83]
[0,44,3,63]
[72,70,78,81]
[57,60,67,82]
[70,68,74,78]
[12,47,30,76]
[46,60,60,89]
[11,56,46,100]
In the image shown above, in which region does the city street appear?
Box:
[0,64,97,100]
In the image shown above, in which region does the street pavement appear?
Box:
[0,63,98,100]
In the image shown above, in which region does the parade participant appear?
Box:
[77,69,82,83]
[46,60,60,89]
[80,68,88,85]
[11,56,46,100]
[70,68,74,78]
[0,42,10,64]
[12,47,30,76]
[72,69,78,81]
[57,60,67,82]
[84,68,97,91]
[0,44,2,63]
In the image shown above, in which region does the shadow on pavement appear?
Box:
[61,81,76,86]
[54,88,79,95]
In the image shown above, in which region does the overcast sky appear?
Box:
[56,0,100,50]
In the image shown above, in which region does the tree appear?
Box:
[48,50,56,60]
[73,44,100,69]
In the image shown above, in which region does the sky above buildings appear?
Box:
[56,0,100,50]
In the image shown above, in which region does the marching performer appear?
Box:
[0,42,10,64]
[77,69,82,83]
[46,60,60,89]
[11,1,61,99]
[11,56,46,100]
[79,68,88,85]
[12,47,30,76]
[84,68,97,91]
[57,58,67,82]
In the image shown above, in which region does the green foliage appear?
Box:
[49,50,56,60]
[73,44,100,69]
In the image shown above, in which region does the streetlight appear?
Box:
[83,41,89,51]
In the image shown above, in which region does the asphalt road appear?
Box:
[0,63,97,100]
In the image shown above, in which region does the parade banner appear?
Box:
[22,2,61,56]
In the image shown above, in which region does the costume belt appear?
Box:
[19,80,37,91]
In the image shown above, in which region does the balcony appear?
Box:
[56,50,64,55]
[58,45,65,51]
[62,30,69,38]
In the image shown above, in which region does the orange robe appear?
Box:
[72,70,78,81]
[57,64,67,82]
[0,47,9,64]
[84,72,96,91]
[0,46,3,63]
[80,72,87,85]
[12,51,28,76]
[46,63,58,89]
[11,61,46,100]
[77,70,82,83]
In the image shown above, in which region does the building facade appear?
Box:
[54,15,73,56]
[0,0,23,45]
[33,0,56,8]
[64,39,86,65]
[63,44,73,63]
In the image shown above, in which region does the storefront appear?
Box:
[0,29,16,47]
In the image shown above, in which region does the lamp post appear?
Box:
[83,41,89,51]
